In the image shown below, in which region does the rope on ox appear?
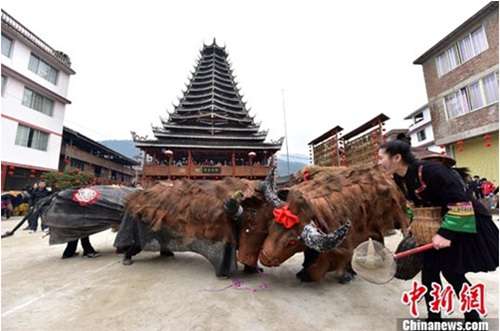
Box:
[201,270,270,293]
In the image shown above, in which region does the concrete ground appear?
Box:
[1,217,498,331]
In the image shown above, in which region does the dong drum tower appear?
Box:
[133,39,283,182]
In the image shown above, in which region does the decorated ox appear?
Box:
[114,178,274,277]
[258,165,410,282]
[42,186,137,244]
[2,185,137,242]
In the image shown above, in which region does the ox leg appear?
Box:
[338,269,356,284]
[305,253,331,282]
[243,264,263,274]
[215,243,237,278]
[160,245,174,257]
[334,250,356,284]
[296,248,320,282]
[347,263,357,276]
[296,269,314,282]
[123,245,142,265]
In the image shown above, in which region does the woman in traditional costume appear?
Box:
[378,140,498,321]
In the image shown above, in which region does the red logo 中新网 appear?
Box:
[401,281,488,318]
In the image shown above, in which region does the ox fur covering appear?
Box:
[262,165,410,281]
[288,165,409,234]
[114,178,263,277]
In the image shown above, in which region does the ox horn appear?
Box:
[260,167,285,208]
[300,219,351,252]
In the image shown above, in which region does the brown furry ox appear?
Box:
[113,178,274,277]
[258,165,409,282]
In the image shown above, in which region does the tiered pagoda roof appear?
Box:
[134,39,283,151]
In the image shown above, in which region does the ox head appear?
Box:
[257,172,351,267]
[223,178,275,268]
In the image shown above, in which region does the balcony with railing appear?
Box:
[1,10,73,71]
[143,163,272,179]
[61,145,135,176]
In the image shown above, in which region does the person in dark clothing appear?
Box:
[470,176,484,200]
[23,183,39,231]
[494,186,499,210]
[27,182,38,196]
[26,181,51,232]
[378,140,498,321]
[396,132,412,145]
[1,194,14,219]
[62,237,100,259]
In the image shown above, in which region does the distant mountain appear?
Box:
[100,140,141,160]
[276,158,307,177]
[99,139,309,176]
[276,153,309,175]
[279,153,310,164]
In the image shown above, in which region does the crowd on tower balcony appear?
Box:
[151,157,272,167]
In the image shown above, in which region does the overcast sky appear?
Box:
[3,0,490,155]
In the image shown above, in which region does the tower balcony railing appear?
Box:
[142,164,272,178]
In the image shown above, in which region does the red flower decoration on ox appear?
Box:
[273,205,299,229]
[72,188,101,206]
[303,170,311,181]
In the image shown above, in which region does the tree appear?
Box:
[41,169,95,191]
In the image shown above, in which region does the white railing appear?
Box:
[1,10,72,68]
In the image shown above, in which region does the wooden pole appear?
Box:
[188,150,192,178]
[282,89,290,176]
[232,151,236,177]
[335,134,341,167]
[142,151,147,183]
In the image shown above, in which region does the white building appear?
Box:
[1,10,75,190]
[404,104,441,153]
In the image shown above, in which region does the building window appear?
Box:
[445,72,499,119]
[445,88,469,119]
[70,158,85,171]
[483,72,499,105]
[436,25,488,77]
[468,80,483,110]
[22,87,54,116]
[417,129,427,142]
[414,112,424,124]
[15,124,49,151]
[436,46,460,77]
[2,34,13,57]
[458,34,475,63]
[470,26,488,54]
[1,75,6,96]
[28,53,58,84]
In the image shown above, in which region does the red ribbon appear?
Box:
[273,205,299,229]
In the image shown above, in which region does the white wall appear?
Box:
[408,107,432,133]
[1,32,70,171]
[1,116,62,170]
[2,77,65,133]
[409,123,436,148]
[2,36,71,98]
[407,106,438,148]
